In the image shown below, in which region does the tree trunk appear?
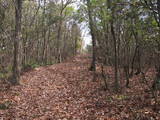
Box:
[156,0,160,79]
[11,0,22,85]
[56,18,62,63]
[111,21,119,92]
[87,0,96,71]
[42,0,47,64]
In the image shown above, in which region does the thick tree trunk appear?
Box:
[56,18,62,63]
[42,0,47,64]
[87,0,96,71]
[11,0,22,85]
[124,65,130,88]
[111,21,119,92]
[156,0,160,77]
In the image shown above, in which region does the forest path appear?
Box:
[4,54,107,120]
[1,54,160,120]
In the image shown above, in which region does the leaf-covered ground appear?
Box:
[0,55,160,120]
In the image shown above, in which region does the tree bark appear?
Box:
[87,0,96,71]
[111,20,119,92]
[11,0,22,85]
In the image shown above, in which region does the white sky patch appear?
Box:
[83,35,92,48]
[81,24,92,49]
[81,26,92,49]
[72,0,92,49]
[80,23,92,48]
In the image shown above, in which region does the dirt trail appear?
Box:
[1,55,160,120]
[2,55,106,120]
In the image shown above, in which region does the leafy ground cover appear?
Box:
[0,55,160,120]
